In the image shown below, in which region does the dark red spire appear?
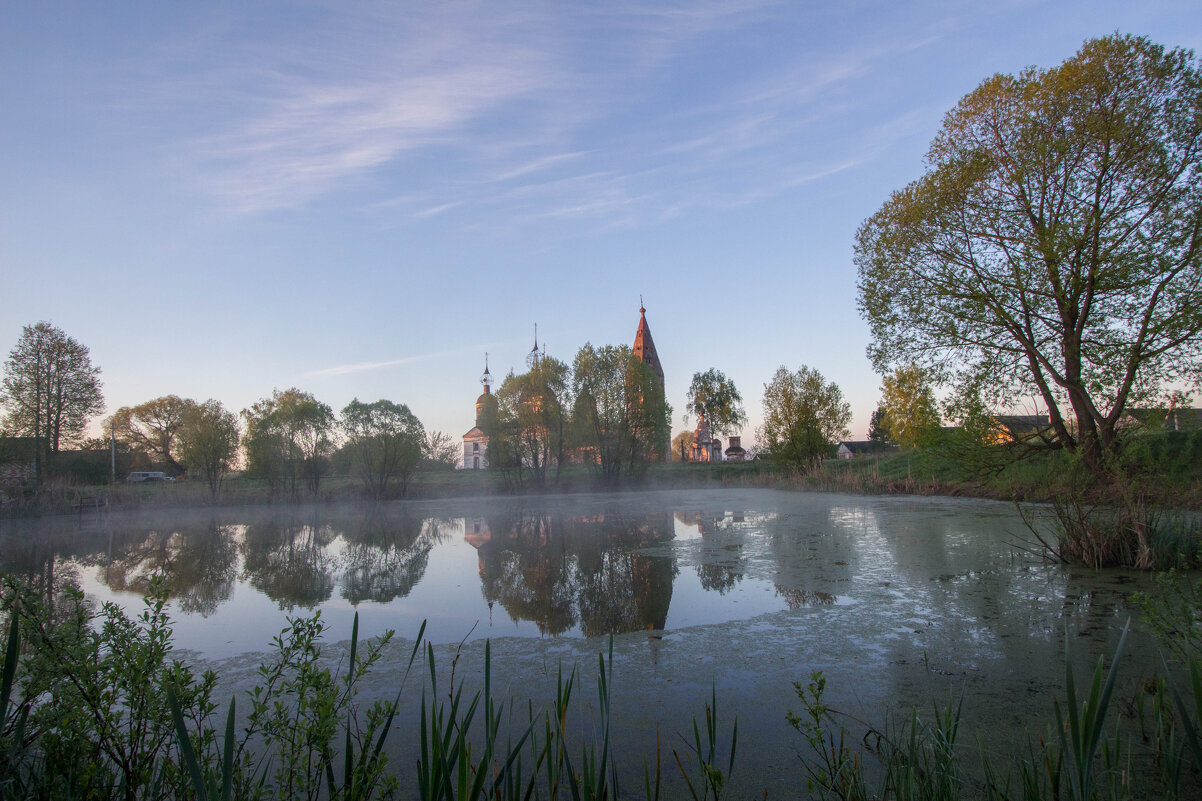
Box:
[633,302,664,392]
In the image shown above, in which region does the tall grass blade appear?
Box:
[1055,621,1128,801]
[167,684,210,801]
[342,612,360,796]
[1169,654,1202,767]
[643,725,662,801]
[220,698,234,801]
[369,619,427,767]
[0,609,18,727]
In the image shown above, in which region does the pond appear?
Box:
[0,488,1159,797]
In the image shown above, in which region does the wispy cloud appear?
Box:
[304,353,440,378]
[492,152,588,182]
[181,7,562,212]
[160,1,933,225]
[415,201,466,219]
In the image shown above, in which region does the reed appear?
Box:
[790,620,1202,801]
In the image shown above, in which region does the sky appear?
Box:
[3,1,1200,447]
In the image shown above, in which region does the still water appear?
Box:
[0,489,1156,796]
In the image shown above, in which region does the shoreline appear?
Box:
[5,444,1202,520]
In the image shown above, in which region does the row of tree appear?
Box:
[240,389,454,499]
[0,322,459,499]
[0,320,868,498]
[486,343,861,483]
[110,389,457,499]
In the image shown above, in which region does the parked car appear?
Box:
[126,471,168,483]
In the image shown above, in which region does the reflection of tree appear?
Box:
[578,551,675,637]
[478,511,577,635]
[96,521,239,616]
[240,516,335,610]
[681,511,747,595]
[775,585,836,609]
[0,532,84,622]
[476,505,677,637]
[0,531,76,603]
[484,549,578,636]
[338,509,445,605]
[697,562,742,594]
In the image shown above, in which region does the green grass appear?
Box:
[789,432,1202,510]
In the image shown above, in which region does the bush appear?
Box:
[2,575,215,800]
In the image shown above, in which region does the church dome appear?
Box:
[475,391,498,429]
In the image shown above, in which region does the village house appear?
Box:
[836,441,885,459]
[724,436,747,461]
[1122,407,1202,431]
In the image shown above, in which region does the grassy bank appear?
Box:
[0,461,780,517]
[786,431,1202,511]
[6,430,1202,519]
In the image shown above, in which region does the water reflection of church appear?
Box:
[462,507,676,637]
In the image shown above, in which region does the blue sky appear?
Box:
[3,1,1200,446]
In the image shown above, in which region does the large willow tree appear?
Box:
[856,35,1202,470]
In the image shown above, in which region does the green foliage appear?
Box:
[241,613,399,800]
[868,407,890,445]
[489,356,572,489]
[340,398,426,499]
[758,365,850,472]
[3,575,216,801]
[672,686,737,801]
[0,607,33,797]
[416,639,534,801]
[685,369,747,440]
[1054,624,1127,801]
[422,430,460,471]
[790,624,1202,801]
[242,388,335,496]
[1,571,424,801]
[572,344,671,480]
[18,565,1202,801]
[1015,449,1202,569]
[786,672,868,800]
[879,365,941,450]
[178,399,241,500]
[1121,430,1202,480]
[0,572,747,801]
[856,35,1202,470]
[1171,658,1202,778]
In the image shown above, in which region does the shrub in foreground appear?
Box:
[0,577,737,801]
